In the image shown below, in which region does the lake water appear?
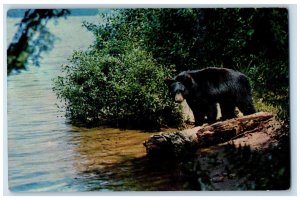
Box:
[7,15,190,192]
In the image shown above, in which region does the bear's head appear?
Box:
[164,78,189,103]
[175,71,196,90]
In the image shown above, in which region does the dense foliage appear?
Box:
[54,8,289,128]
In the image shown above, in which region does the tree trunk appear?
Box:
[143,112,273,157]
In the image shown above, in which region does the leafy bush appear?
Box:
[53,41,182,129]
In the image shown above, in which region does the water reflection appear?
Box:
[70,128,149,172]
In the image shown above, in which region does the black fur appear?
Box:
[165,67,256,126]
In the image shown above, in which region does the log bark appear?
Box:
[144,112,273,157]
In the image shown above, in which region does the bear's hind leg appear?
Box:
[220,102,236,120]
[237,98,256,115]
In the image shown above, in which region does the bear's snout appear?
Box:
[175,92,184,103]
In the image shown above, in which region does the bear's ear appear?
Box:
[186,73,193,80]
[164,78,174,86]
[182,73,193,84]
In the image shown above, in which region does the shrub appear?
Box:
[53,42,182,129]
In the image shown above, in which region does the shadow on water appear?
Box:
[64,126,199,191]
[75,155,195,191]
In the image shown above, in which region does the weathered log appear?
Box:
[144,112,273,157]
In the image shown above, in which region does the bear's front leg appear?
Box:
[186,100,205,126]
[206,103,218,123]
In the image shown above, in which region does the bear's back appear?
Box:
[189,67,235,84]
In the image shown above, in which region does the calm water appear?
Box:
[7,15,188,192]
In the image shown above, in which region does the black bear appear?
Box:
[165,67,256,126]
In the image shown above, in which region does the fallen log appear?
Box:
[143,112,273,157]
